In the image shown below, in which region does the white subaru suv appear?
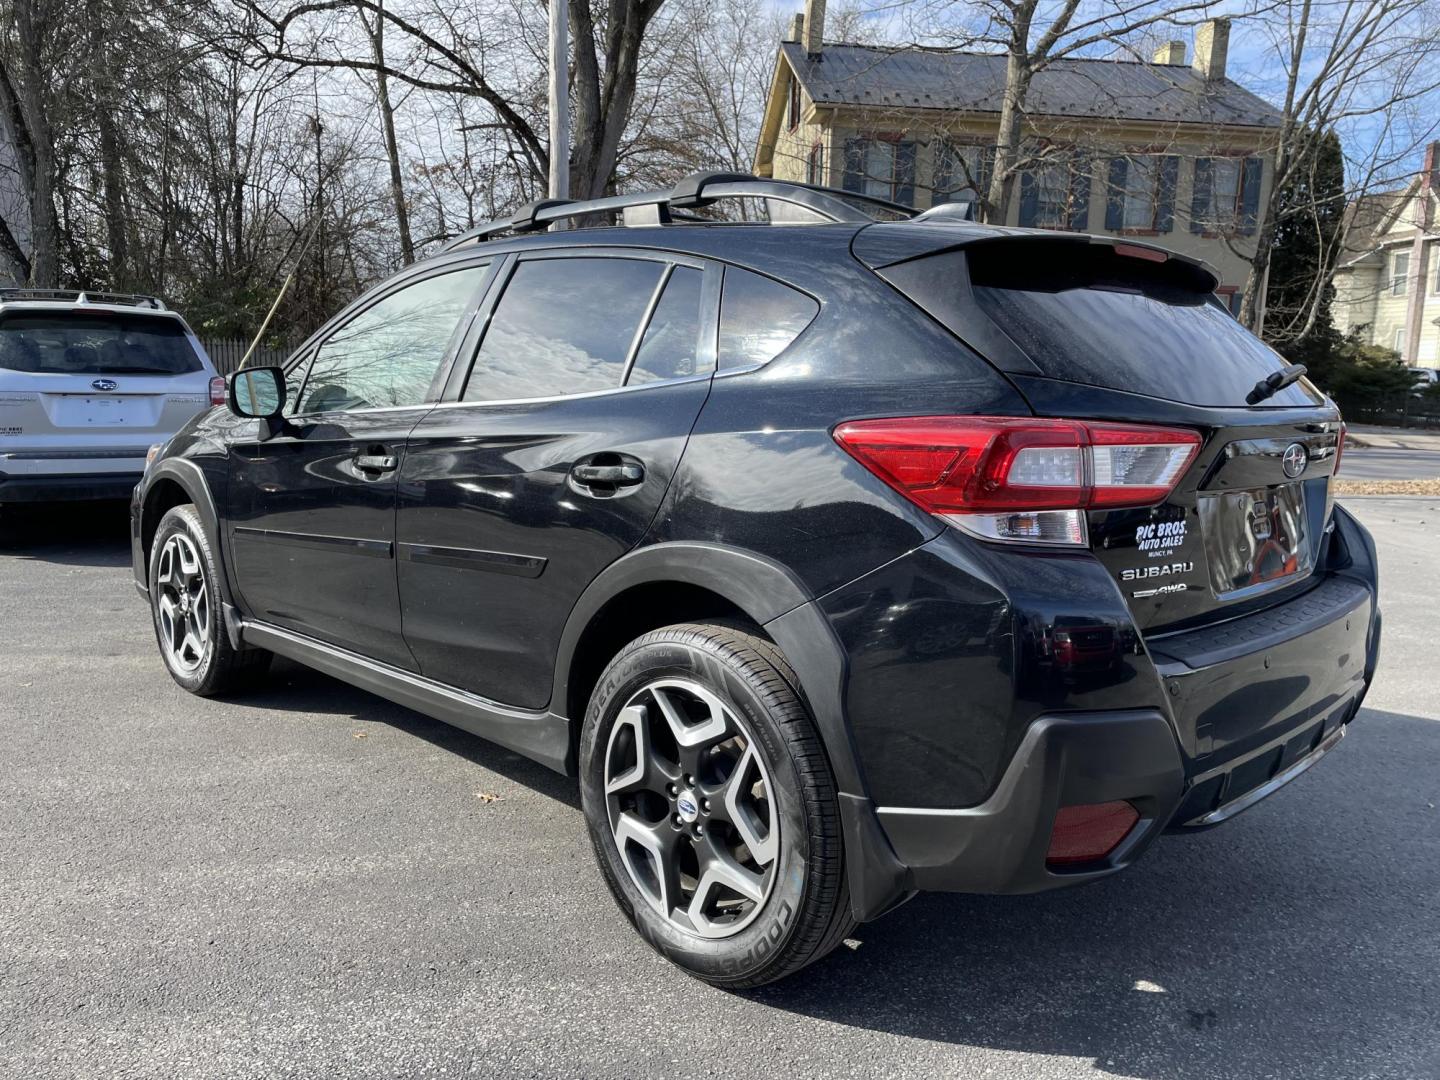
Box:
[0,289,222,503]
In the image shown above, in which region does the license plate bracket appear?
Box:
[1197,482,1313,599]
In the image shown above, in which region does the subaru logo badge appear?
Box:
[676,793,699,823]
[91,378,118,392]
[1282,442,1308,479]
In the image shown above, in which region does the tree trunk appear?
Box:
[9,0,61,286]
[984,51,1031,226]
[368,0,414,263]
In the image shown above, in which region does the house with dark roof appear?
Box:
[754,3,1283,312]
[1332,143,1440,368]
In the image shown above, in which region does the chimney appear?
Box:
[804,0,826,58]
[1193,18,1230,81]
[1423,140,1440,193]
[1152,41,1185,65]
[788,13,804,43]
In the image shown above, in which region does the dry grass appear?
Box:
[1333,478,1440,496]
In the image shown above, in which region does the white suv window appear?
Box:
[0,313,203,375]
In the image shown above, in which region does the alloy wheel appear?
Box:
[155,532,210,673]
[603,678,780,939]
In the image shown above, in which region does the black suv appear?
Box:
[132,174,1381,988]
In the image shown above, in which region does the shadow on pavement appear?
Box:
[0,499,132,567]
[745,705,1438,1079]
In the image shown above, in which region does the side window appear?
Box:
[717,267,818,369]
[463,257,664,402]
[627,266,707,385]
[296,266,488,414]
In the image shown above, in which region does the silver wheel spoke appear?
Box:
[155,533,209,674]
[603,676,780,940]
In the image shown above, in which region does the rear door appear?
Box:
[0,309,211,462]
[397,249,717,709]
[226,263,492,668]
[874,237,1342,635]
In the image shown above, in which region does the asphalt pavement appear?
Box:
[2,498,1437,1080]
[1338,445,1440,481]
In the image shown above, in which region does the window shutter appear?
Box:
[894,141,917,206]
[1105,158,1128,231]
[1238,156,1263,236]
[1068,155,1091,231]
[1190,157,1212,234]
[842,139,866,194]
[1018,170,1038,227]
[1156,156,1179,233]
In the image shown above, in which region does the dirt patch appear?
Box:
[1334,478,1440,496]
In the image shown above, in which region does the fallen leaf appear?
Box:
[352,732,368,739]
[476,791,502,803]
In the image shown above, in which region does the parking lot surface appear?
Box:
[2,499,1437,1080]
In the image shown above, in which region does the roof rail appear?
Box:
[440,172,919,251]
[0,287,166,310]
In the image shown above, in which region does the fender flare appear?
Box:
[140,459,244,648]
[551,540,869,795]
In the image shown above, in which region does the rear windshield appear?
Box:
[0,312,203,375]
[967,245,1322,408]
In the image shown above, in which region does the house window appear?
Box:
[806,144,824,186]
[1393,327,1407,353]
[1122,156,1159,229]
[1216,286,1242,317]
[842,137,916,205]
[1391,252,1410,296]
[787,77,801,130]
[1190,156,1263,236]
[1019,154,1089,230]
[934,142,988,206]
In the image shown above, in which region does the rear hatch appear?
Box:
[0,309,212,452]
[861,231,1342,636]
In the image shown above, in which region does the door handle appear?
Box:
[355,453,398,473]
[572,463,643,485]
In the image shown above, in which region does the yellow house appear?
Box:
[754,4,1282,315]
[1332,145,1440,368]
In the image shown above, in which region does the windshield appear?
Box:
[0,312,203,376]
[967,244,1323,408]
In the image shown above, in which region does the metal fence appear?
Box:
[200,338,292,375]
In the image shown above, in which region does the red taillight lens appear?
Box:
[1046,801,1140,866]
[1333,422,1347,475]
[833,416,1200,544]
[209,375,227,407]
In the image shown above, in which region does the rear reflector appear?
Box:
[209,375,227,406]
[1334,422,1347,475]
[832,416,1200,545]
[1047,801,1140,866]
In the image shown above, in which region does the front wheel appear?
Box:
[149,504,270,696]
[579,622,854,988]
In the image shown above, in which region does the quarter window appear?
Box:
[717,268,818,369]
[462,257,665,402]
[628,266,707,385]
[296,267,488,413]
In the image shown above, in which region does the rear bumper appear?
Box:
[0,471,143,502]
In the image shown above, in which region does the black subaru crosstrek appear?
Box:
[132,173,1381,988]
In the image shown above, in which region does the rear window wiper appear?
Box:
[1247,363,1307,405]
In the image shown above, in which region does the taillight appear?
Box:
[832,416,1200,546]
[1334,422,1347,475]
[1047,801,1140,866]
[209,375,227,406]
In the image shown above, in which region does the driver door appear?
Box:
[226,262,493,668]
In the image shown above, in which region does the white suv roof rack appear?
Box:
[0,287,167,310]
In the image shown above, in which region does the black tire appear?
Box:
[579,622,854,988]
[148,504,270,696]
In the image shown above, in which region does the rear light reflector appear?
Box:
[209,375,227,406]
[1046,801,1140,866]
[1334,422,1347,475]
[832,416,1200,545]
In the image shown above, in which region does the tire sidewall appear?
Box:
[580,635,811,983]
[148,506,223,693]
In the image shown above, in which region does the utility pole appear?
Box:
[547,0,569,225]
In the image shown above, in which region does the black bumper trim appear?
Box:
[0,472,143,502]
[875,709,1185,895]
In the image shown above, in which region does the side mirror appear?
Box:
[228,366,286,420]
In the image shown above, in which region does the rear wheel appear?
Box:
[580,622,854,988]
[149,504,270,696]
